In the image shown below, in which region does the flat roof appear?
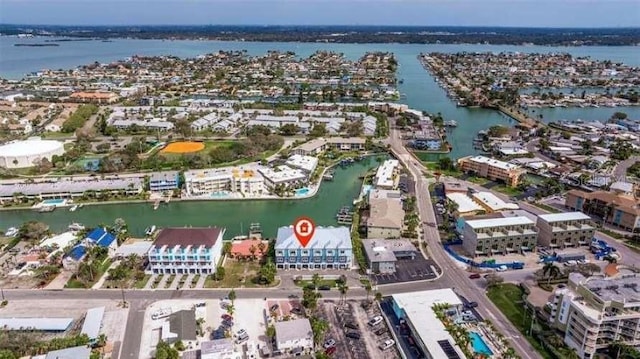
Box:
[466,216,534,229]
[392,289,465,359]
[44,346,91,359]
[115,242,153,257]
[0,138,63,157]
[154,227,225,248]
[472,192,519,211]
[538,212,591,223]
[39,231,77,249]
[367,191,404,229]
[465,155,520,171]
[276,226,352,250]
[81,307,105,340]
[362,239,417,263]
[274,318,312,344]
[0,317,73,331]
[286,155,319,172]
[446,193,483,213]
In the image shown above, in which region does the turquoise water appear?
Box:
[43,199,65,205]
[470,332,494,356]
[295,188,310,197]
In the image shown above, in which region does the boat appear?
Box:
[68,223,85,231]
[69,205,78,212]
[78,204,84,208]
[36,206,55,213]
[153,199,160,210]
[145,225,157,236]
[443,120,458,127]
[5,227,19,237]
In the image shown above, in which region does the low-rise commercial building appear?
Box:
[391,289,466,359]
[149,171,180,192]
[565,190,640,232]
[549,273,640,359]
[273,318,314,355]
[366,189,404,239]
[362,239,418,274]
[536,212,595,248]
[374,159,400,189]
[275,226,352,270]
[457,155,526,187]
[462,216,538,257]
[148,227,225,275]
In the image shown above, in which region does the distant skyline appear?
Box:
[1,0,639,28]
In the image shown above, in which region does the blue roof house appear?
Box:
[63,228,117,270]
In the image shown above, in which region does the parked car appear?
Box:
[379,339,395,350]
[374,328,387,336]
[469,273,481,279]
[346,331,361,340]
[466,302,478,308]
[325,347,337,356]
[236,329,247,337]
[323,339,336,349]
[318,285,331,291]
[270,304,279,312]
[291,307,304,315]
[344,322,358,330]
[407,336,415,346]
[221,314,233,321]
[367,316,383,327]
[195,302,206,308]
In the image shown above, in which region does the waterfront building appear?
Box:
[462,216,538,257]
[148,227,225,275]
[326,137,366,151]
[536,212,595,249]
[149,171,181,192]
[63,227,117,269]
[445,192,484,216]
[273,318,314,355]
[548,273,640,359]
[275,226,352,270]
[292,138,327,156]
[390,289,466,359]
[457,155,526,187]
[184,167,265,197]
[362,239,417,274]
[374,159,400,189]
[565,190,640,232]
[366,189,405,239]
[0,176,144,200]
[257,166,307,190]
[285,155,318,173]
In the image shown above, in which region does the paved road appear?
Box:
[613,155,639,179]
[388,127,539,359]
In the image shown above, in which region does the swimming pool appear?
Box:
[295,187,310,197]
[42,199,65,205]
[469,332,493,356]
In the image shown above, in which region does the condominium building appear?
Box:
[275,226,352,270]
[457,155,526,187]
[326,137,366,151]
[148,227,225,275]
[536,212,595,249]
[184,167,264,197]
[292,138,327,156]
[462,216,538,257]
[149,171,180,192]
[565,190,640,232]
[374,159,400,189]
[366,189,405,238]
[549,273,640,359]
[257,165,307,190]
[285,155,318,173]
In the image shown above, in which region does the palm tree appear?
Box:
[338,284,349,304]
[364,283,372,301]
[311,273,321,292]
[374,292,383,302]
[249,245,257,261]
[228,289,236,305]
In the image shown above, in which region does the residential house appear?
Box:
[275,226,352,270]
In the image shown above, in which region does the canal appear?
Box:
[0,157,382,238]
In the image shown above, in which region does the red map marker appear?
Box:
[293,216,316,248]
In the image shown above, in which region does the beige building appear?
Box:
[462,216,537,257]
[184,167,264,197]
[366,189,405,239]
[457,155,526,187]
[565,190,640,232]
[536,212,595,249]
[549,273,640,359]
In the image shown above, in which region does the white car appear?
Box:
[368,316,383,327]
[236,329,247,337]
[379,339,395,350]
[323,339,336,349]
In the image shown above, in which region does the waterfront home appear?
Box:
[366,189,405,239]
[326,137,366,151]
[275,226,352,270]
[273,318,314,355]
[462,216,538,257]
[149,171,181,193]
[230,239,269,260]
[292,138,327,156]
[148,227,225,275]
[184,167,264,197]
[536,212,595,249]
[62,227,117,269]
[457,155,526,187]
[374,159,400,189]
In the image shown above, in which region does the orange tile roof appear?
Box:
[70,92,117,99]
[231,240,268,257]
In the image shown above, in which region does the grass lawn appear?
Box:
[492,184,523,197]
[205,259,277,288]
[294,279,339,288]
[164,274,176,288]
[466,176,490,185]
[423,162,461,177]
[486,284,553,359]
[42,131,74,139]
[599,228,624,240]
[65,258,113,289]
[134,274,152,289]
[531,202,561,213]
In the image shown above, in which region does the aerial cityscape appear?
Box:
[0,1,639,359]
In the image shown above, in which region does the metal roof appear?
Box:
[276,226,352,250]
[44,345,91,359]
[81,306,105,340]
[0,317,73,331]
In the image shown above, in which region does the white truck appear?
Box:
[151,308,172,320]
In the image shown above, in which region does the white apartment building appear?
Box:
[536,212,595,249]
[257,165,307,189]
[549,273,640,359]
[184,167,264,197]
[462,216,538,257]
[285,155,318,173]
[374,159,400,189]
[148,227,225,275]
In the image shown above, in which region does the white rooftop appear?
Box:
[468,155,519,170]
[472,191,519,211]
[258,165,307,184]
[39,231,78,249]
[446,193,483,213]
[392,289,465,359]
[538,211,591,223]
[0,138,63,157]
[466,216,534,229]
[286,155,319,173]
[375,159,399,188]
[276,226,352,250]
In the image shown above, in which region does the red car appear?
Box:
[221,314,233,321]
[469,273,481,279]
[325,347,337,356]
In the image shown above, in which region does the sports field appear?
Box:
[160,141,205,154]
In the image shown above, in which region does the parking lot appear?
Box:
[380,299,426,359]
[320,300,400,359]
[372,257,439,285]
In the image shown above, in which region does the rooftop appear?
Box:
[276,226,351,250]
[465,216,535,229]
[274,318,313,344]
[472,191,519,211]
[0,317,74,331]
[44,346,91,359]
[169,309,197,341]
[80,307,105,340]
[465,155,520,171]
[153,227,225,248]
[367,190,405,229]
[446,193,483,214]
[362,239,417,263]
[576,273,640,306]
[538,211,591,223]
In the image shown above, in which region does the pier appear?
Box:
[497,105,539,128]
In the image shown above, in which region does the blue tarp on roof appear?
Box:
[69,245,87,261]
[86,228,116,248]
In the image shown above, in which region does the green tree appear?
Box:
[257,259,277,284]
[228,289,236,304]
[279,124,300,136]
[265,325,276,339]
[437,157,454,171]
[309,124,327,138]
[309,316,329,344]
[223,242,232,256]
[311,273,321,292]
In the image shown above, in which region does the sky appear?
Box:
[0,0,639,28]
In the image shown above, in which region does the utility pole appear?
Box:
[1,287,4,301]
[121,287,127,308]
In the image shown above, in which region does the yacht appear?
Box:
[68,223,85,232]
[69,205,78,212]
[145,225,157,236]
[5,227,19,237]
